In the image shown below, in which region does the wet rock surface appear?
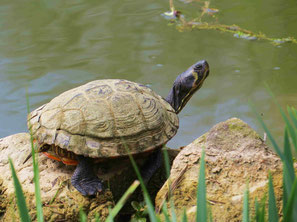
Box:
[155,118,284,221]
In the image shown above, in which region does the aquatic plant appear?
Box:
[163,0,297,46]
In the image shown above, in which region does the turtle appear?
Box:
[26,60,209,196]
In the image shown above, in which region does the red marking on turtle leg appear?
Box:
[61,157,78,166]
[42,152,62,162]
[42,152,78,165]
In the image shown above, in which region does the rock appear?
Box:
[155,118,283,221]
[0,133,179,221]
[0,133,114,221]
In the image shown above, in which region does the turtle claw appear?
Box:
[73,177,103,196]
[71,156,104,196]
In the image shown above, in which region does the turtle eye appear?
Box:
[194,64,203,73]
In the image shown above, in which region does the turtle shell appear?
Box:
[28,79,179,158]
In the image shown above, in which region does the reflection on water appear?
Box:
[0,0,296,148]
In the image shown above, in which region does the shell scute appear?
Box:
[135,93,164,131]
[85,84,113,99]
[40,108,62,129]
[60,109,85,135]
[39,128,56,145]
[55,131,71,149]
[86,139,101,150]
[81,101,115,138]
[114,80,140,93]
[110,93,145,137]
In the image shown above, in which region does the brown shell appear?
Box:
[28,79,179,158]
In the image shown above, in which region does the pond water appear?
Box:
[0,0,296,148]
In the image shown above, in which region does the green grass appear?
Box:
[8,92,44,221]
[254,196,266,222]
[27,90,43,221]
[9,159,31,222]
[79,208,87,222]
[268,173,278,222]
[126,148,160,222]
[251,95,297,221]
[105,180,140,221]
[243,183,250,222]
[196,150,207,222]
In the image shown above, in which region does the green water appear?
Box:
[0,0,296,148]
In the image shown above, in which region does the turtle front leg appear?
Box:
[141,149,163,184]
[71,156,103,196]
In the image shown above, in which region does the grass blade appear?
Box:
[252,101,297,219]
[9,159,31,222]
[126,151,159,222]
[265,86,297,152]
[31,146,44,222]
[292,107,297,124]
[265,85,297,150]
[162,203,171,222]
[260,196,266,222]
[79,208,87,222]
[26,91,44,222]
[283,128,295,193]
[254,198,260,222]
[196,150,207,222]
[254,196,266,222]
[282,127,297,218]
[170,199,177,222]
[162,148,171,180]
[242,183,249,222]
[250,102,284,160]
[144,194,160,222]
[105,180,140,221]
[95,213,101,222]
[162,148,173,201]
[283,167,288,214]
[287,107,297,129]
[268,173,279,222]
[283,177,297,222]
[182,209,188,222]
[278,106,297,152]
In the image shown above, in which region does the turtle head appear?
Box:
[166,60,209,114]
